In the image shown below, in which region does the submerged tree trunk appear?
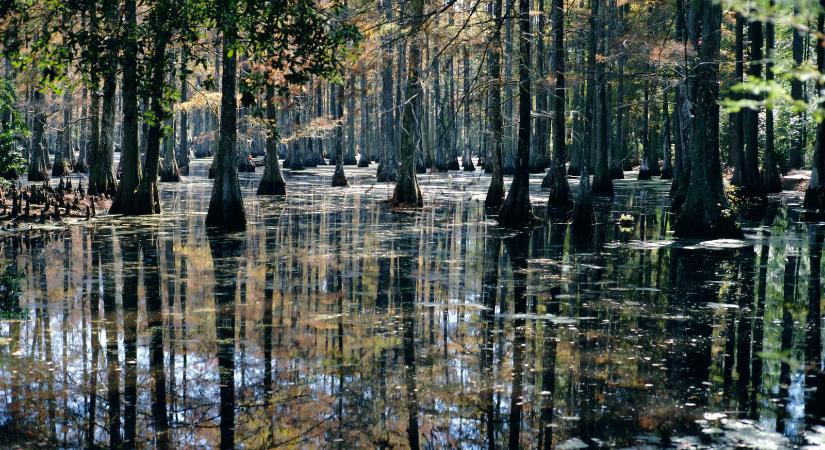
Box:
[497,0,534,227]
[390,0,424,208]
[804,2,825,212]
[358,72,371,167]
[484,0,505,209]
[344,75,357,166]
[542,0,571,210]
[675,0,740,238]
[206,13,246,231]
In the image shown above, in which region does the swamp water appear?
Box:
[0,160,824,449]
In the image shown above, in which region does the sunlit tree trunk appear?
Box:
[332,83,349,187]
[462,46,475,171]
[789,1,806,170]
[258,87,287,195]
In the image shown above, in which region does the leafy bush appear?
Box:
[0,78,28,186]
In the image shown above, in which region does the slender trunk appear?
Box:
[345,75,357,165]
[638,78,652,180]
[358,71,371,167]
[89,1,118,195]
[730,13,745,183]
[53,90,71,177]
[530,0,548,173]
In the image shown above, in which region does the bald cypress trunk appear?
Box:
[376,0,397,182]
[358,72,371,167]
[804,1,825,212]
[542,0,571,210]
[497,0,534,227]
[660,90,673,179]
[789,1,806,170]
[390,0,424,208]
[178,48,190,176]
[27,87,48,181]
[762,1,781,193]
[462,47,475,171]
[89,1,118,195]
[332,83,348,187]
[206,9,246,231]
[484,0,505,209]
[741,13,765,198]
[530,0,548,173]
[674,0,740,238]
[591,0,613,197]
[345,76,357,166]
[53,90,71,177]
[257,87,287,195]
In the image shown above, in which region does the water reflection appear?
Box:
[0,165,824,448]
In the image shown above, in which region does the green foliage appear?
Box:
[0,260,24,320]
[0,78,28,184]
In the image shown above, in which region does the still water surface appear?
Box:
[0,161,824,449]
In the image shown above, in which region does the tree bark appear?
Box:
[591,0,613,196]
[178,48,191,176]
[741,12,765,198]
[27,87,48,181]
[376,0,397,182]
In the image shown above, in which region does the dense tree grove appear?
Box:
[1,0,825,235]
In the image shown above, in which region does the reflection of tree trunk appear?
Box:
[140,233,169,449]
[749,243,769,417]
[735,249,756,409]
[398,243,420,449]
[776,247,798,433]
[209,235,243,450]
[121,236,139,447]
[505,234,529,449]
[481,236,500,449]
[805,227,824,426]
